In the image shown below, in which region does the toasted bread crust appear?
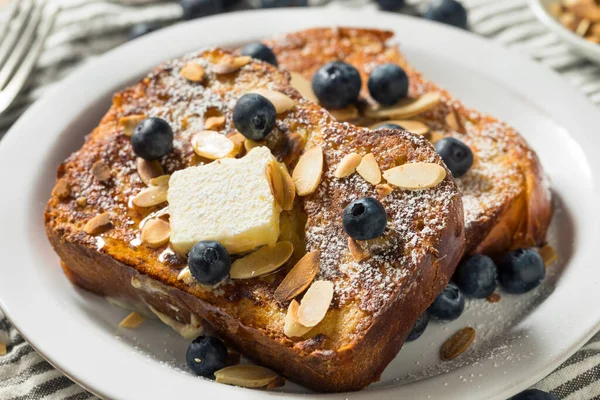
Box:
[265,27,552,256]
[45,48,464,392]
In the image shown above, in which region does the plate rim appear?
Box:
[1,7,600,400]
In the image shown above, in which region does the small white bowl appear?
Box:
[529,0,600,64]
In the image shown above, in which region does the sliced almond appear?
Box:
[376,183,394,198]
[267,162,285,209]
[284,299,313,338]
[383,163,446,190]
[365,92,442,119]
[0,343,6,356]
[180,63,206,82]
[52,178,70,199]
[445,110,465,134]
[177,267,196,285]
[92,161,111,182]
[136,158,164,186]
[141,219,170,248]
[119,114,146,136]
[76,196,87,207]
[290,72,318,103]
[191,130,235,160]
[370,120,430,135]
[429,131,446,144]
[278,163,296,211]
[215,365,278,388]
[212,55,251,74]
[83,212,112,235]
[292,146,323,196]
[227,132,246,156]
[132,185,168,207]
[230,241,294,279]
[348,237,369,262]
[205,115,225,130]
[244,139,261,152]
[297,280,334,328]
[266,377,286,390]
[330,105,359,122]
[334,152,362,178]
[274,250,320,302]
[440,327,475,361]
[119,312,144,329]
[539,244,558,266]
[149,174,170,187]
[249,89,294,114]
[356,153,382,185]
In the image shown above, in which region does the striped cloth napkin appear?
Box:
[1,0,599,398]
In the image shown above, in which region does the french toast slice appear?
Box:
[45,48,465,392]
[264,27,552,256]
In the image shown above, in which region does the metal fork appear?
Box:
[0,0,59,116]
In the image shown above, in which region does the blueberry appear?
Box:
[368,64,409,106]
[375,0,405,11]
[424,0,468,30]
[186,335,228,377]
[259,0,307,7]
[312,61,361,109]
[180,0,223,20]
[377,123,403,130]
[342,197,387,241]
[434,137,473,178]
[499,249,545,294]
[131,117,173,161]
[129,23,161,40]
[407,312,429,342]
[454,254,497,298]
[233,94,276,141]
[511,389,559,400]
[240,43,277,66]
[188,241,231,285]
[428,282,465,321]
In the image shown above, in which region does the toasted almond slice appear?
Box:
[149,174,170,187]
[284,299,313,338]
[141,219,170,248]
[445,110,466,134]
[383,163,446,190]
[205,115,225,130]
[76,196,87,207]
[278,163,296,211]
[249,89,294,114]
[119,114,146,136]
[212,55,251,74]
[330,105,359,122]
[0,343,6,356]
[539,244,558,266]
[83,212,112,235]
[375,183,394,198]
[227,132,246,156]
[266,377,286,390]
[191,130,235,160]
[440,327,475,361]
[52,178,70,199]
[267,161,285,209]
[429,131,446,144]
[297,280,334,327]
[215,365,278,388]
[177,267,196,285]
[274,250,320,302]
[334,152,362,178]
[230,241,294,279]
[92,161,111,182]
[290,72,318,103]
[356,153,382,185]
[365,92,442,119]
[136,158,164,186]
[292,146,324,196]
[119,312,144,329]
[370,119,430,135]
[348,237,369,262]
[244,139,261,152]
[132,185,168,207]
[180,63,205,82]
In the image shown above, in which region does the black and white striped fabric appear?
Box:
[1,0,600,398]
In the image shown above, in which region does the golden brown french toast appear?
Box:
[45,48,465,392]
[264,27,552,256]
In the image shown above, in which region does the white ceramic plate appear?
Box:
[529,0,600,64]
[1,8,599,400]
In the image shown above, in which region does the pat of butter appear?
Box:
[168,146,280,254]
